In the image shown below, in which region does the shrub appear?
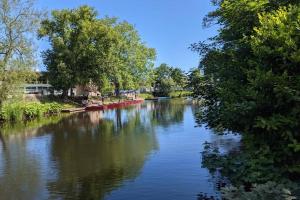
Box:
[222,182,296,200]
[0,102,63,122]
[170,91,192,98]
[138,93,154,99]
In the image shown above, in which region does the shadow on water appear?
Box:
[0,130,6,151]
[0,100,189,200]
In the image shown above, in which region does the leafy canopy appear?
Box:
[192,0,300,192]
[39,6,156,95]
[153,63,188,97]
[0,0,42,105]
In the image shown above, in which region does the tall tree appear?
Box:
[0,0,41,106]
[39,6,110,96]
[170,67,187,91]
[153,63,175,96]
[187,68,203,98]
[192,0,300,192]
[39,6,156,97]
[102,20,156,95]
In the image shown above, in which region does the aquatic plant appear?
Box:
[0,102,63,122]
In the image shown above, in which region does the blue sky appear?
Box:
[36,0,218,72]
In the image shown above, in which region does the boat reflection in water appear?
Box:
[0,100,236,199]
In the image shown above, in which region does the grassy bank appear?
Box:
[141,91,192,99]
[138,93,154,99]
[0,101,74,122]
[170,91,192,98]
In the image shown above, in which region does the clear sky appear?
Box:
[36,0,218,72]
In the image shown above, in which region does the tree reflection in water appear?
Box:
[0,100,186,200]
[46,109,158,199]
[0,129,44,200]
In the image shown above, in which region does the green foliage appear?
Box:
[0,0,42,105]
[192,0,300,197]
[222,182,296,200]
[170,67,188,90]
[153,63,174,96]
[187,68,204,98]
[202,141,290,186]
[138,93,154,99]
[0,102,63,122]
[39,6,156,96]
[153,63,188,97]
[169,91,191,98]
[202,141,300,198]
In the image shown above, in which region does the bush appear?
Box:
[193,0,300,193]
[201,141,299,199]
[170,90,192,98]
[0,103,23,121]
[222,182,296,200]
[0,102,63,122]
[138,93,154,99]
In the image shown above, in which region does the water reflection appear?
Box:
[0,131,6,151]
[0,133,48,200]
[149,100,186,127]
[0,100,187,200]
[47,109,160,199]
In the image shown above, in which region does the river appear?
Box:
[0,100,238,200]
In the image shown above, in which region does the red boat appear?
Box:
[85,99,144,111]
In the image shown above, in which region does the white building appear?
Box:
[23,83,53,95]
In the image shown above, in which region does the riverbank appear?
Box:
[0,98,145,123]
[61,99,144,112]
[0,94,194,124]
[169,91,192,98]
[85,99,144,111]
[0,101,75,122]
[139,91,192,100]
[0,99,221,200]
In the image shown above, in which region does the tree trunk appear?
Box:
[115,82,120,97]
[70,88,74,97]
[62,89,68,99]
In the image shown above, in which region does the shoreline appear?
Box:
[85,99,144,111]
[0,99,145,124]
[62,99,144,113]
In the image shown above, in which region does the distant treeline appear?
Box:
[152,63,201,97]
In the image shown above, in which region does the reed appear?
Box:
[0,102,63,122]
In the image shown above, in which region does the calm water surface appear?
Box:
[0,100,236,200]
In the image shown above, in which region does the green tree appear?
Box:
[39,6,156,97]
[187,68,204,98]
[0,0,41,106]
[153,63,174,96]
[192,0,300,194]
[170,67,187,91]
[103,20,156,95]
[39,6,112,96]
